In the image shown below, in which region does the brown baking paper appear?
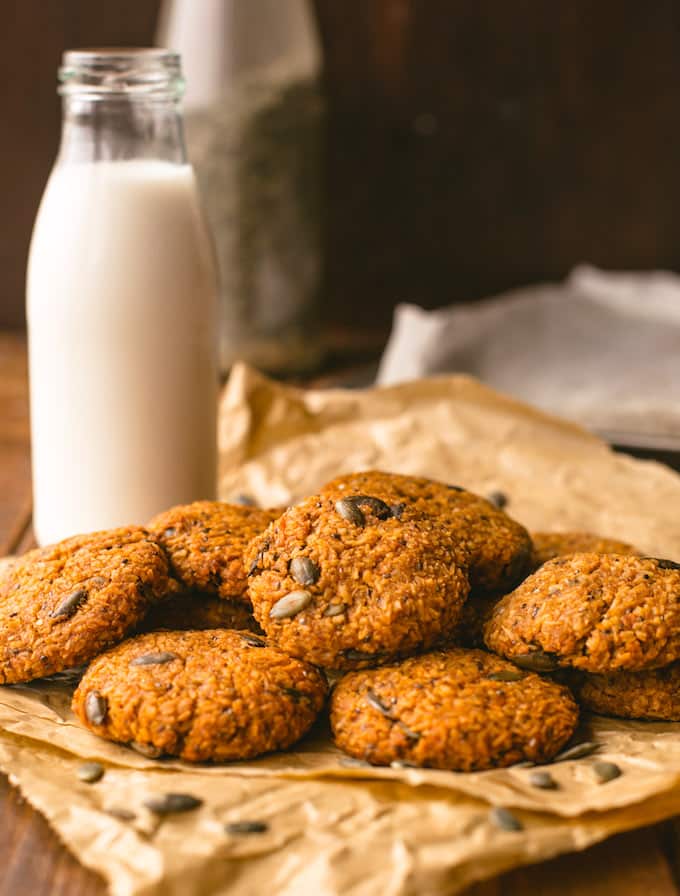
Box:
[4,363,680,895]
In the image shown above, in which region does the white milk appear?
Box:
[27,160,218,545]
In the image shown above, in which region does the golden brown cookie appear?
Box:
[484,553,680,673]
[530,531,640,570]
[0,527,169,685]
[574,664,680,721]
[148,501,281,603]
[139,591,261,633]
[330,647,578,770]
[246,493,469,670]
[321,471,531,593]
[72,629,327,761]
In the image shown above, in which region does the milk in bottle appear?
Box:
[27,50,218,545]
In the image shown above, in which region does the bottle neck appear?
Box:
[56,49,187,166]
[58,94,187,165]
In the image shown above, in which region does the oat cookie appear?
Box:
[139,591,261,633]
[148,502,281,603]
[531,531,640,570]
[246,493,469,670]
[321,471,531,593]
[484,553,680,673]
[330,647,578,770]
[575,664,680,721]
[72,629,327,761]
[0,527,169,684]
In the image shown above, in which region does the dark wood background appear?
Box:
[0,0,162,329]
[4,0,680,333]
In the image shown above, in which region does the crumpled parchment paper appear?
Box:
[4,363,680,895]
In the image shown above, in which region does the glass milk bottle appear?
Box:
[27,49,219,545]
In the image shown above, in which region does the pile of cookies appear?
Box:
[1,470,677,771]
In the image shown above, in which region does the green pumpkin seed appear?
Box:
[130,741,163,759]
[130,651,177,667]
[528,770,557,790]
[143,793,203,814]
[511,651,559,672]
[269,589,312,620]
[366,689,393,717]
[343,648,385,663]
[241,634,265,647]
[50,588,88,619]
[593,760,621,783]
[77,762,104,784]
[349,495,393,520]
[85,691,107,726]
[107,807,136,822]
[335,498,365,526]
[489,806,523,832]
[654,558,680,570]
[340,757,372,768]
[290,556,320,586]
[552,741,599,763]
[486,670,527,682]
[487,491,508,509]
[225,820,268,834]
[366,690,420,741]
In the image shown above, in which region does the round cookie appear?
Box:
[0,527,169,685]
[330,647,578,770]
[246,493,470,670]
[531,531,640,570]
[139,591,261,634]
[574,664,680,721]
[484,553,680,673]
[72,629,327,761]
[321,471,531,593]
[148,502,281,603]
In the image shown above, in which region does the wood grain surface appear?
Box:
[1,330,679,895]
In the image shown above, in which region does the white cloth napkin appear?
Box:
[376,266,680,446]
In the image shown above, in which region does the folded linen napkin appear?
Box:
[376,266,680,446]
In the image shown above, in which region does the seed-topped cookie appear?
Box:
[148,501,281,603]
[330,647,578,770]
[484,553,680,673]
[530,531,640,570]
[72,629,327,761]
[246,493,469,670]
[321,471,531,593]
[139,591,261,634]
[573,663,680,721]
[0,527,169,684]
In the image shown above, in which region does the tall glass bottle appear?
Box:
[27,49,219,545]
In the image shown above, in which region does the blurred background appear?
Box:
[3,1,680,371]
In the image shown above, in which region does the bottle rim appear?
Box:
[59,48,184,99]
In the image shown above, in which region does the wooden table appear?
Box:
[2,330,680,896]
